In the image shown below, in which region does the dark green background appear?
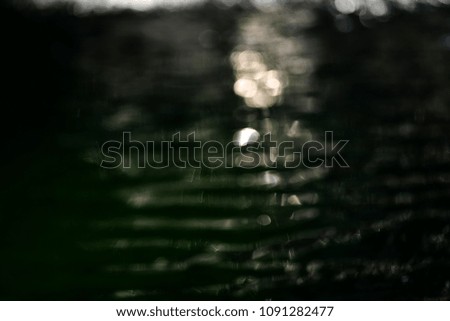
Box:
[0,1,450,300]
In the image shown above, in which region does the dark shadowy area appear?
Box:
[0,1,449,300]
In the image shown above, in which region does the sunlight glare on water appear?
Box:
[233,127,260,147]
[31,0,208,12]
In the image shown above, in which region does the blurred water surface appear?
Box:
[1,0,450,299]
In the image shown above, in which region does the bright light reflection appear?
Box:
[233,127,260,147]
[335,0,358,14]
[367,0,389,16]
[233,78,258,98]
[231,49,285,108]
[32,0,207,12]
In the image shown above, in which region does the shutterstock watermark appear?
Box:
[100,131,349,169]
